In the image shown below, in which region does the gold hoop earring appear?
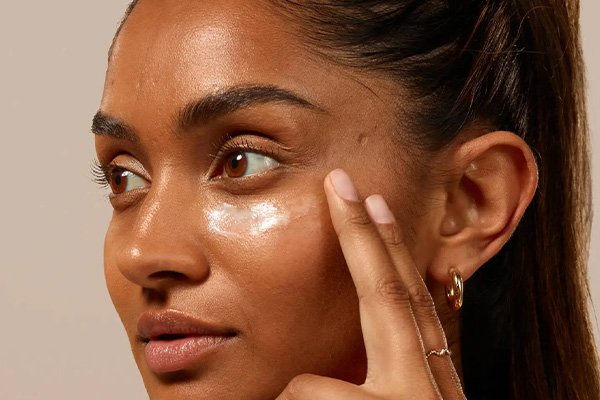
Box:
[445,268,463,311]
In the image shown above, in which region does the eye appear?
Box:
[221,150,280,178]
[107,168,148,194]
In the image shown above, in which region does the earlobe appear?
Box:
[427,131,538,285]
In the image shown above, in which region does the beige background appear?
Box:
[0,1,598,399]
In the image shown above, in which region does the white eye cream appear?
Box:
[207,202,287,236]
[205,200,318,237]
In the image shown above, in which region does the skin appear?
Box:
[94,1,538,399]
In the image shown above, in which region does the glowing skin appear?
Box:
[95,1,441,399]
[92,0,544,396]
[206,200,318,237]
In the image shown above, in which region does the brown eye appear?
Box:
[220,150,280,179]
[107,169,147,194]
[224,151,249,178]
[109,169,130,194]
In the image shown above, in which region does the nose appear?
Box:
[109,186,210,291]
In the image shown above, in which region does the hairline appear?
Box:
[108,0,140,61]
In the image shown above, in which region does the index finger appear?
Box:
[324,169,436,395]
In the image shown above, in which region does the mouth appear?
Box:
[137,309,238,374]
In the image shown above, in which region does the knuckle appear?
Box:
[381,223,406,247]
[407,282,435,308]
[283,374,317,398]
[373,277,411,306]
[344,208,373,228]
[337,208,374,240]
[407,282,438,319]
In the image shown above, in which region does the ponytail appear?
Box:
[462,2,598,398]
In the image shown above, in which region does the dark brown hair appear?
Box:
[116,1,599,398]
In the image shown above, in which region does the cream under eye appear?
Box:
[221,150,280,178]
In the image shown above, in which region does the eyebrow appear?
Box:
[178,84,324,129]
[92,112,138,142]
[92,85,324,141]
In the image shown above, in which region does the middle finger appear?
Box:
[324,169,436,394]
[364,194,465,399]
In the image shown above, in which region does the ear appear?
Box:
[422,131,538,284]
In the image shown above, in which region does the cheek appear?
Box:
[103,192,366,381]
[207,196,364,375]
[103,219,138,328]
[205,197,351,305]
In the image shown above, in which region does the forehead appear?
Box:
[100,0,403,158]
[103,1,320,114]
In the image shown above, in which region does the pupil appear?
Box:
[225,152,248,177]
[231,154,243,169]
[115,174,122,186]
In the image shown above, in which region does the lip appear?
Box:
[137,309,237,374]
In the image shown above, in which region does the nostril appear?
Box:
[118,247,211,289]
[148,271,188,281]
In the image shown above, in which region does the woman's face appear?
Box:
[96,1,425,398]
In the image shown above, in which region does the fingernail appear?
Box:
[365,195,395,224]
[330,169,359,202]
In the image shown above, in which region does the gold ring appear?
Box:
[426,348,452,358]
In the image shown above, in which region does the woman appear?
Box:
[92,0,599,398]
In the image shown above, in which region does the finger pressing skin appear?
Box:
[365,194,466,400]
[275,374,366,400]
[324,169,437,396]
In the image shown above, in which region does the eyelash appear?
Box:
[209,133,281,165]
[91,159,112,188]
[91,133,282,188]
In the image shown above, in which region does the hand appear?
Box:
[276,169,466,400]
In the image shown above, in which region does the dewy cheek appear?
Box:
[205,200,317,237]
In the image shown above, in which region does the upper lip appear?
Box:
[137,309,237,343]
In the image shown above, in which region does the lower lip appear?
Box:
[143,335,233,373]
